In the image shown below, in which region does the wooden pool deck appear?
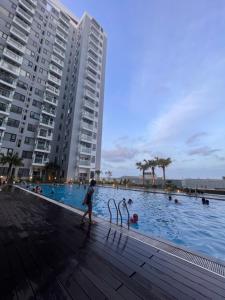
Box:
[0,186,225,300]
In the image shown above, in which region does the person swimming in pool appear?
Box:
[81,179,96,225]
[127,198,133,204]
[130,213,138,224]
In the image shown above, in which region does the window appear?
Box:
[28,61,33,68]
[27,123,36,132]
[43,48,47,54]
[24,137,35,145]
[35,32,39,38]
[7,118,20,128]
[33,41,37,47]
[17,80,28,90]
[13,92,25,102]
[35,88,44,97]
[30,111,40,120]
[22,151,33,159]
[18,168,30,177]
[41,58,45,64]
[45,39,49,45]
[10,105,23,114]
[3,133,16,142]
[32,99,42,108]
[47,31,51,37]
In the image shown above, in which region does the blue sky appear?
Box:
[61,0,225,179]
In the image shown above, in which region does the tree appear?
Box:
[0,152,23,182]
[146,159,157,185]
[45,162,60,181]
[156,157,172,182]
[136,161,149,186]
[95,169,101,179]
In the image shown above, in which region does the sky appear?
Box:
[61,0,225,179]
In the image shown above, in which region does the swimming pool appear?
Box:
[35,184,225,262]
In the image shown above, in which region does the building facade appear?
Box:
[0,0,107,181]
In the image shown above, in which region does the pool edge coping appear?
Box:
[15,185,225,279]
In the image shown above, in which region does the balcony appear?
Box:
[79,147,92,155]
[42,107,56,117]
[53,46,65,59]
[0,88,13,102]
[56,29,67,42]
[37,130,53,140]
[89,33,100,46]
[81,121,94,131]
[19,0,35,14]
[0,103,9,117]
[16,6,33,24]
[6,36,26,54]
[3,48,23,65]
[34,144,51,153]
[46,83,59,96]
[48,73,61,86]
[51,55,64,68]
[87,69,97,80]
[0,60,20,76]
[0,73,16,89]
[57,22,68,35]
[85,90,97,101]
[55,38,66,50]
[83,99,95,110]
[78,160,91,167]
[39,118,55,129]
[85,79,96,90]
[32,156,49,166]
[26,0,37,7]
[87,60,98,72]
[59,14,70,27]
[49,64,62,77]
[82,110,94,121]
[10,26,28,44]
[80,134,92,143]
[12,16,31,34]
[0,119,7,130]
[43,95,58,107]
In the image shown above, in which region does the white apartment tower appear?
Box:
[0,0,107,181]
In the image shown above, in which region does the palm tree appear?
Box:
[45,162,60,181]
[0,152,23,182]
[136,161,149,186]
[156,157,172,182]
[146,159,157,185]
[95,169,101,180]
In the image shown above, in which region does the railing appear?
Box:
[118,199,130,229]
[88,60,98,71]
[79,160,91,166]
[0,60,20,76]
[27,0,37,6]
[82,111,94,120]
[49,64,62,76]
[6,36,25,53]
[79,147,91,154]
[3,48,23,64]
[46,83,59,95]
[42,107,56,116]
[85,79,96,89]
[107,198,119,225]
[35,144,51,151]
[56,29,67,41]
[51,55,64,67]
[0,119,7,128]
[0,104,8,113]
[57,22,68,34]
[48,73,61,85]
[0,73,15,85]
[19,0,35,14]
[37,130,52,139]
[32,157,49,164]
[55,38,66,49]
[44,95,58,106]
[16,6,33,23]
[0,88,12,99]
[40,118,55,127]
[53,46,65,58]
[85,90,97,100]
[87,69,97,79]
[81,121,93,131]
[10,26,28,43]
[84,99,95,109]
[59,14,70,26]
[80,134,92,142]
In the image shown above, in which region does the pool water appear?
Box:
[37,184,225,261]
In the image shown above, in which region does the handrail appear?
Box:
[118,199,130,230]
[107,198,118,225]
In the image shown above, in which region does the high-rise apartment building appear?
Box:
[0,0,107,181]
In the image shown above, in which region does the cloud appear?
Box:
[102,146,140,162]
[186,132,208,145]
[188,146,220,156]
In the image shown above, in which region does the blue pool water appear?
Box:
[37,184,225,261]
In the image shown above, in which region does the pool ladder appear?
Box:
[107,198,130,229]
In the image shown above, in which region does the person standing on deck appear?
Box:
[81,179,96,224]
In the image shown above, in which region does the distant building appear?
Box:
[182,178,225,190]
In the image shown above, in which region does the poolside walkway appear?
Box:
[1,187,225,299]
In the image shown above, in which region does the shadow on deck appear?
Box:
[0,186,225,300]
